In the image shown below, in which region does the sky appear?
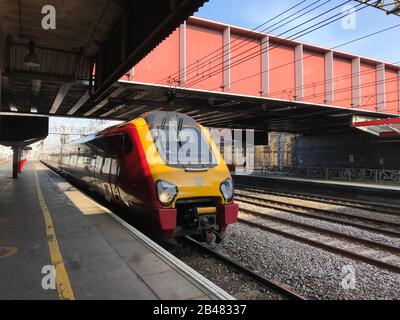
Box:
[43,117,121,148]
[43,0,400,144]
[195,0,400,63]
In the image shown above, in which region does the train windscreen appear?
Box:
[144,112,218,169]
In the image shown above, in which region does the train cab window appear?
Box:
[151,126,217,169]
[145,111,217,169]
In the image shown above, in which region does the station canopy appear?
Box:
[0,0,398,136]
[353,116,400,138]
[0,0,208,119]
[69,80,399,135]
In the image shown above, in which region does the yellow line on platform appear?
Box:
[33,163,75,300]
[0,181,11,197]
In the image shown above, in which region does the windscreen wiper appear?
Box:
[185,167,209,172]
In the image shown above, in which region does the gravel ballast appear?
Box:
[207,221,400,299]
[237,200,400,249]
[166,242,287,300]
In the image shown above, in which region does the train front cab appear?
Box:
[132,112,239,242]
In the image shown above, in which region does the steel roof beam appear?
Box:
[30,79,41,113]
[49,82,72,114]
[66,91,90,115]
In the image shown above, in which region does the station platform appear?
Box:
[0,161,233,300]
[245,173,400,191]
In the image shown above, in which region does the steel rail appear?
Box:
[235,195,400,238]
[236,184,400,216]
[237,214,400,274]
[239,208,400,255]
[236,192,400,227]
[183,236,307,300]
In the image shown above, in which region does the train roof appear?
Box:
[142,111,199,129]
[59,111,201,148]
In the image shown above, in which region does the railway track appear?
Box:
[236,207,400,274]
[236,184,400,216]
[235,192,400,238]
[183,236,306,300]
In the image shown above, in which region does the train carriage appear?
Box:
[41,111,238,242]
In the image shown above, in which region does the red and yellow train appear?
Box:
[41,111,238,242]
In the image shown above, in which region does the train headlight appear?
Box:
[220,178,234,202]
[156,180,178,206]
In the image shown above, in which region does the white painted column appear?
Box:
[223,27,231,92]
[324,50,334,104]
[0,24,3,111]
[351,57,361,108]
[0,67,2,111]
[0,24,4,72]
[261,36,270,96]
[376,63,385,112]
[398,70,400,113]
[179,22,187,86]
[295,44,304,100]
[129,67,135,81]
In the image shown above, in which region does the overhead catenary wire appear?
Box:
[172,0,347,87]
[191,83,400,127]
[178,0,331,85]
[157,0,398,106]
[154,0,398,107]
[229,24,400,98]
[203,90,400,128]
[302,83,400,105]
[182,0,360,88]
[199,95,400,128]
[150,0,399,115]
[156,0,315,85]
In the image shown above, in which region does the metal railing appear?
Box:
[257,166,400,185]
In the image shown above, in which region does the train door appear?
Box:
[102,157,112,201]
[104,135,123,202]
[110,158,121,201]
[93,155,103,188]
[90,138,105,191]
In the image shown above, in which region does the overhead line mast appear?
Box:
[354,0,400,16]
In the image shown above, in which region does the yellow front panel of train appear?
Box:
[133,118,231,206]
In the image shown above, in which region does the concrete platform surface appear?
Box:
[0,161,233,300]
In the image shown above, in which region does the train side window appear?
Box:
[95,156,103,173]
[123,134,132,154]
[110,158,119,176]
[102,158,111,175]
[105,135,123,156]
[92,138,105,154]
[78,156,84,168]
